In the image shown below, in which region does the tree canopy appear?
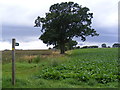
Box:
[34,2,99,54]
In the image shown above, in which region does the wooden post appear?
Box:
[12,38,15,85]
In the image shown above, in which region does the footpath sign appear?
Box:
[12,39,19,85]
[15,43,19,46]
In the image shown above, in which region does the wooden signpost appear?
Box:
[12,38,19,85]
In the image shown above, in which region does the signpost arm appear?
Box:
[12,38,15,85]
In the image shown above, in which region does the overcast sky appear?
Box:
[0,0,119,50]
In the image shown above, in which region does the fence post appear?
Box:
[12,38,15,85]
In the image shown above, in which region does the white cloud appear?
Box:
[16,40,50,50]
[0,0,119,27]
[0,40,53,50]
[0,0,71,26]
[0,41,11,50]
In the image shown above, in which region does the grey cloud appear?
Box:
[2,25,41,42]
[74,26,118,44]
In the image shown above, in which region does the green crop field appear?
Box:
[2,48,119,88]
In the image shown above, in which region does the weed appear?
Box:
[33,56,41,63]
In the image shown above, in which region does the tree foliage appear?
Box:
[34,2,99,54]
[101,43,107,48]
[53,39,78,50]
[66,39,78,50]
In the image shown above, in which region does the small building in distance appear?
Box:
[112,43,120,48]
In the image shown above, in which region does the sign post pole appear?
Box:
[12,38,15,85]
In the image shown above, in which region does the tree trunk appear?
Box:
[60,42,65,54]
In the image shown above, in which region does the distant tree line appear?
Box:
[112,43,120,48]
[49,43,120,50]
[81,46,98,49]
[101,43,120,48]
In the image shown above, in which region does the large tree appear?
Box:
[34,2,99,54]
